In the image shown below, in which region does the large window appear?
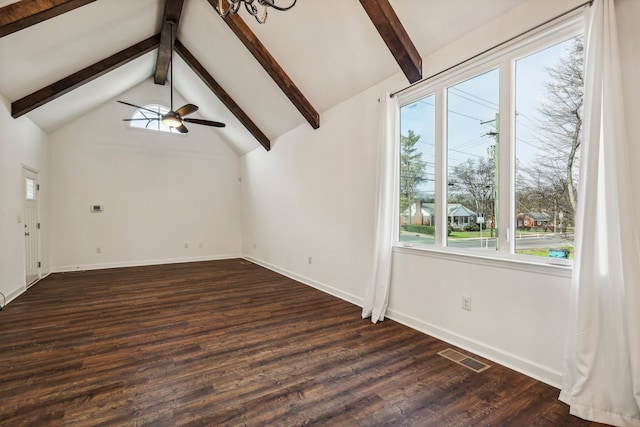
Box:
[398,21,583,265]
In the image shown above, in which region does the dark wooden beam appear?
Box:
[207,0,319,130]
[359,0,422,83]
[174,39,271,151]
[154,0,185,85]
[0,0,96,38]
[11,34,160,118]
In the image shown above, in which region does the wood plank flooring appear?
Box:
[0,259,607,426]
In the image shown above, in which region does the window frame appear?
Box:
[394,14,583,270]
[127,103,183,135]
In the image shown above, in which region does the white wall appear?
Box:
[241,76,405,304]
[49,79,243,271]
[0,95,49,304]
[241,0,639,388]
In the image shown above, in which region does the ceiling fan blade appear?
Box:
[183,118,226,128]
[175,104,199,118]
[175,123,189,134]
[122,118,159,121]
[117,100,161,116]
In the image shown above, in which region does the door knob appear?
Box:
[25,232,30,236]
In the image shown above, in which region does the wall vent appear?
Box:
[438,348,490,373]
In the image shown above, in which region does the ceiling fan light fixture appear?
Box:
[119,21,226,133]
[161,111,183,128]
[218,0,296,24]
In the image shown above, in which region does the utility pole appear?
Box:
[484,113,499,250]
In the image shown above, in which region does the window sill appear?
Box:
[393,243,572,279]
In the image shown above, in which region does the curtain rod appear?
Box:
[391,0,593,98]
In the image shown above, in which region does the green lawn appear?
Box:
[449,231,494,239]
[401,229,574,260]
[516,246,574,259]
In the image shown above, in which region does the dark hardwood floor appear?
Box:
[0,259,607,426]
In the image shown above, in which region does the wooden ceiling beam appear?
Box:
[207,0,319,130]
[154,0,185,85]
[360,0,422,83]
[11,34,160,118]
[0,0,96,38]
[175,39,271,151]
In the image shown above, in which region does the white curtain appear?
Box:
[560,1,640,425]
[362,93,399,323]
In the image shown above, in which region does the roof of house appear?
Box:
[447,204,477,217]
[405,203,477,218]
[520,212,552,221]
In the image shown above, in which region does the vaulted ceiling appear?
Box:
[0,0,529,154]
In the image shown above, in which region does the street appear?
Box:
[400,231,574,251]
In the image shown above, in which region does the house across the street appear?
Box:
[402,201,477,229]
[517,212,552,230]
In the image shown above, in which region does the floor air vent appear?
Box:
[438,348,490,373]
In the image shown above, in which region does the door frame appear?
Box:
[22,165,40,287]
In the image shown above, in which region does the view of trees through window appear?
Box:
[447,68,499,251]
[399,95,435,245]
[398,34,584,261]
[515,36,583,258]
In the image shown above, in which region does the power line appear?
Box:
[407,98,485,122]
[451,87,499,107]
[449,88,499,111]
[448,109,485,122]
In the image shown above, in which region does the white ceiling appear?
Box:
[0,0,531,154]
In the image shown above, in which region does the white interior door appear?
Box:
[23,167,40,286]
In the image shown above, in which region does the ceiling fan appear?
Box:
[119,22,225,134]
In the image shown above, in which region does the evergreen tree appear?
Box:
[400,130,426,221]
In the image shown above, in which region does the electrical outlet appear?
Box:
[461,295,471,311]
[184,243,189,249]
[96,247,101,254]
[199,242,203,248]
[308,256,312,264]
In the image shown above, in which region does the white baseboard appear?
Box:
[51,254,242,273]
[1,272,52,308]
[244,256,561,388]
[243,256,364,308]
[384,307,562,388]
[3,287,24,306]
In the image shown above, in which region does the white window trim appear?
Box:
[395,13,583,269]
[394,245,572,278]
